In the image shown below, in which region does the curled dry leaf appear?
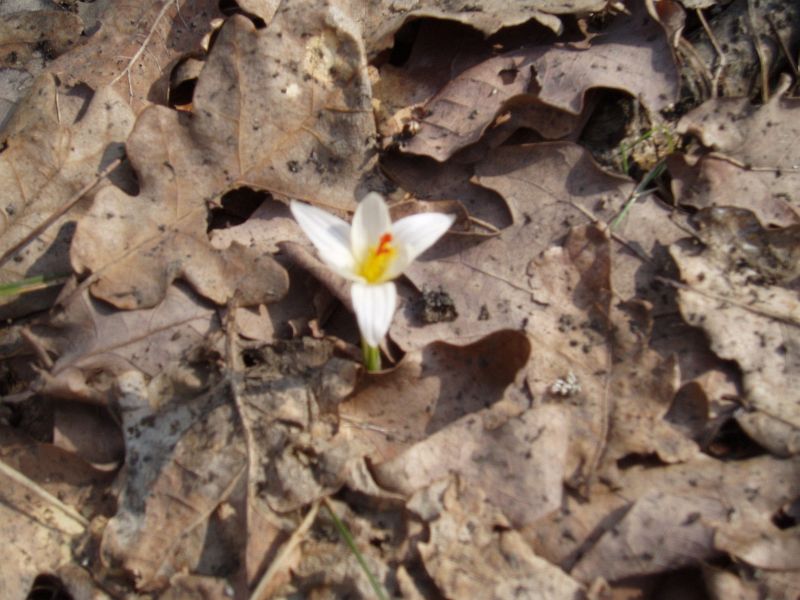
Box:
[400,4,679,161]
[361,0,609,53]
[408,478,585,599]
[735,410,800,457]
[670,207,800,428]
[72,7,378,308]
[0,76,134,317]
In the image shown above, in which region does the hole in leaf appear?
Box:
[207,187,269,231]
[27,574,73,600]
[772,498,800,530]
[218,0,266,28]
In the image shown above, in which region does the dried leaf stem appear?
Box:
[0,458,89,531]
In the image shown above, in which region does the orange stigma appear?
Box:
[359,232,396,282]
[376,233,393,255]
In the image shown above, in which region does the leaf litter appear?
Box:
[2,0,800,598]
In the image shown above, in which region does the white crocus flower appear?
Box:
[290,192,455,353]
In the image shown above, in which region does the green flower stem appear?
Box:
[322,498,389,600]
[361,340,381,372]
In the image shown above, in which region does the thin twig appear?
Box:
[109,0,176,102]
[0,458,89,531]
[0,158,121,269]
[249,500,321,600]
[696,8,726,98]
[746,0,770,103]
[766,14,799,80]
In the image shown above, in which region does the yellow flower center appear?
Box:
[358,232,396,283]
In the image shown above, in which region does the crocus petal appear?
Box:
[351,192,392,261]
[385,212,455,279]
[290,201,356,275]
[351,281,396,347]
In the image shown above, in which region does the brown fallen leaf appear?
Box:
[668,153,800,228]
[375,404,569,528]
[670,207,800,428]
[382,152,512,233]
[362,0,609,53]
[0,10,83,67]
[390,142,630,349]
[677,86,800,169]
[715,520,800,571]
[527,455,800,582]
[339,329,531,464]
[400,4,679,161]
[71,8,378,309]
[0,76,134,318]
[48,0,223,113]
[101,370,246,591]
[408,477,585,599]
[29,283,220,403]
[0,426,110,598]
[670,92,800,226]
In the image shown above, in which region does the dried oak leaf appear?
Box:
[390,142,630,348]
[408,478,585,599]
[0,76,134,318]
[400,4,678,161]
[339,330,531,464]
[362,0,609,54]
[391,145,697,484]
[47,0,223,113]
[100,370,246,591]
[0,426,109,598]
[715,520,800,571]
[72,8,377,308]
[678,90,800,168]
[571,489,728,582]
[670,207,800,429]
[381,152,512,233]
[0,10,83,67]
[670,93,800,226]
[528,455,800,582]
[31,283,219,402]
[375,404,569,528]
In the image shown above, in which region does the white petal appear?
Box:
[351,281,396,347]
[351,192,392,261]
[385,212,455,278]
[290,200,355,274]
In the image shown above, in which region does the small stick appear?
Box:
[0,457,89,531]
[249,500,320,600]
[746,0,770,103]
[696,8,726,98]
